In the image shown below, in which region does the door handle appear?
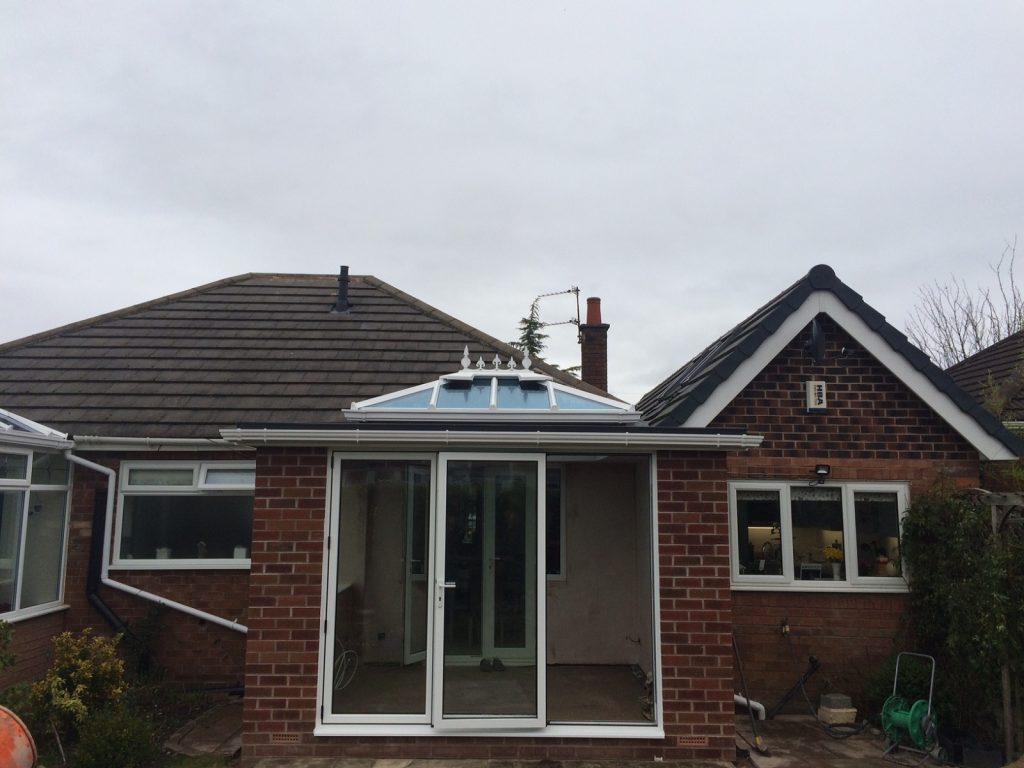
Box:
[440,581,457,589]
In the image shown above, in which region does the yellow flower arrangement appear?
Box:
[822,546,844,563]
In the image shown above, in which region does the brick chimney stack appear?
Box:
[579,297,609,392]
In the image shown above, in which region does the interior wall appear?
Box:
[361,481,406,663]
[546,460,652,665]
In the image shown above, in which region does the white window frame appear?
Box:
[728,480,909,593]
[0,448,72,621]
[545,464,567,581]
[314,450,665,740]
[320,452,437,727]
[114,460,255,570]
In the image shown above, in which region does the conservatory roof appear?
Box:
[344,347,640,423]
[0,408,73,450]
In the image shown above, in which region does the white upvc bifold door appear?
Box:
[431,453,546,730]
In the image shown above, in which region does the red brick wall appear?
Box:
[732,591,906,712]
[715,315,981,708]
[241,448,735,765]
[712,316,977,470]
[61,451,250,684]
[655,450,735,760]
[0,611,67,688]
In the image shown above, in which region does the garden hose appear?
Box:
[780,621,870,740]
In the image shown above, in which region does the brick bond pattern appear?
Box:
[713,316,980,709]
[241,448,736,764]
[0,610,65,688]
[61,453,249,683]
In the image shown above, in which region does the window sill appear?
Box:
[313,722,664,739]
[1,602,70,623]
[111,560,251,571]
[732,581,908,594]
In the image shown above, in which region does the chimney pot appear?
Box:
[586,297,602,325]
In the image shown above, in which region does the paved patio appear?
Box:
[735,714,915,768]
[164,698,958,768]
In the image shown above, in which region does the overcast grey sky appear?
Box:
[3,2,1022,402]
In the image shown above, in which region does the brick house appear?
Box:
[0,264,1017,764]
[637,264,1022,708]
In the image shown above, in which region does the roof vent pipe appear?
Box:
[333,266,350,313]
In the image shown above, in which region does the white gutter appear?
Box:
[219,427,764,451]
[0,433,75,451]
[72,436,245,452]
[63,451,247,634]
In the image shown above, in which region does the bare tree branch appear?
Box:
[905,238,1021,368]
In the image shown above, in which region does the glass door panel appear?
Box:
[404,464,430,663]
[434,454,544,728]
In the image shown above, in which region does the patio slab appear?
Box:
[164,695,243,757]
[250,762,731,768]
[735,714,905,768]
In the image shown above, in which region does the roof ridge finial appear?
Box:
[522,352,532,370]
[461,345,471,370]
[475,356,486,369]
[492,354,501,369]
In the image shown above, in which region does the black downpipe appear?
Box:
[86,487,131,636]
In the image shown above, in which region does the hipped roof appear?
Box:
[0,273,598,439]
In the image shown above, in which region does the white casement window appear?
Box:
[114,461,255,569]
[0,449,71,619]
[729,481,908,591]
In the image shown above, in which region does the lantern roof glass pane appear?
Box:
[345,347,639,423]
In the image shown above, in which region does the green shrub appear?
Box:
[31,628,126,737]
[0,620,14,674]
[0,682,39,726]
[900,487,1023,740]
[71,704,159,768]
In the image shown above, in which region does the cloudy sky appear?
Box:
[3,2,1022,402]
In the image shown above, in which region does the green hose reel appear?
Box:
[881,652,938,754]
[881,695,937,749]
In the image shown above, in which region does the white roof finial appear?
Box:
[492,354,501,369]
[522,352,532,370]
[475,356,486,369]
[461,345,471,370]
[507,356,518,369]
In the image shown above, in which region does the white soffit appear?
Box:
[680,292,1016,461]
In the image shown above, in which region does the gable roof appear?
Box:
[0,272,599,439]
[947,330,1024,418]
[637,264,1024,461]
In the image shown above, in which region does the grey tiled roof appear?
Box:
[0,273,597,438]
[637,264,1024,456]
[948,330,1024,419]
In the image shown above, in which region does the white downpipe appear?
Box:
[64,451,248,634]
[735,693,766,720]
